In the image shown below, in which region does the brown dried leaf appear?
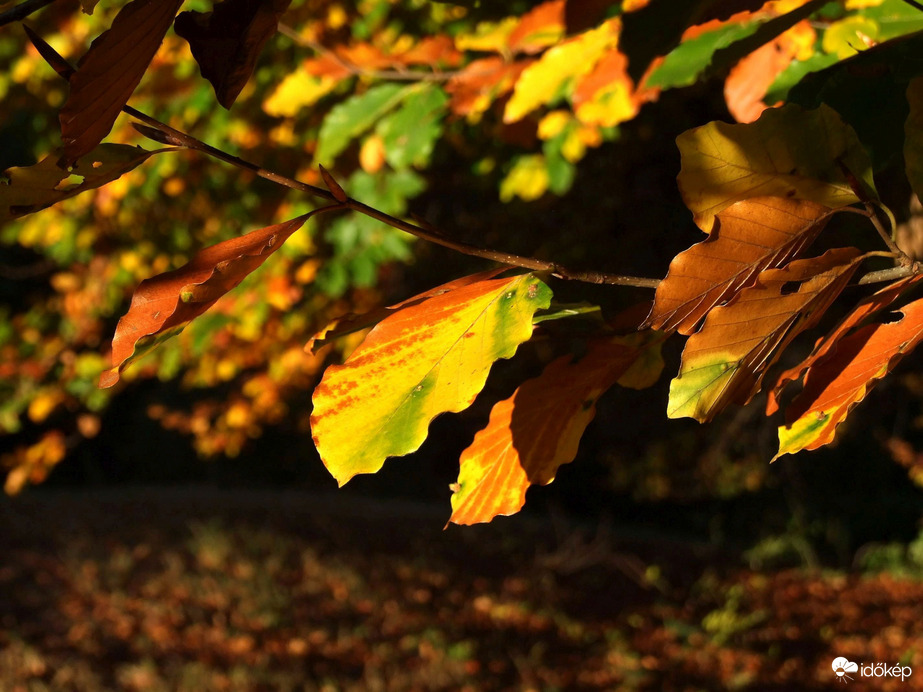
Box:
[174,0,292,109]
[643,197,831,335]
[60,0,184,164]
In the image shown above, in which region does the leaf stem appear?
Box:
[0,0,57,28]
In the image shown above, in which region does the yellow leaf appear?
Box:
[822,16,879,59]
[503,19,619,123]
[311,273,552,485]
[499,155,549,202]
[27,390,65,423]
[455,17,519,52]
[263,71,338,118]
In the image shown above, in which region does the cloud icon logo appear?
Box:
[833,657,858,683]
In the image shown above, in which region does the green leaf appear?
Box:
[677,103,875,232]
[376,85,448,169]
[311,273,552,485]
[645,21,759,90]
[315,83,415,166]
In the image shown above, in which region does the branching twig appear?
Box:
[0,0,57,28]
[26,26,662,290]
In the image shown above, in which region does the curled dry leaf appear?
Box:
[99,214,312,388]
[766,273,923,415]
[174,0,292,109]
[644,196,832,335]
[668,247,861,422]
[311,273,552,486]
[1,144,159,226]
[59,0,184,164]
[777,297,923,458]
[449,332,664,526]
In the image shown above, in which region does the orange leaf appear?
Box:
[59,0,184,164]
[724,21,815,123]
[445,57,531,118]
[174,0,292,109]
[668,248,861,422]
[508,0,565,54]
[767,273,923,415]
[644,196,831,335]
[449,333,664,525]
[100,214,312,388]
[777,296,923,458]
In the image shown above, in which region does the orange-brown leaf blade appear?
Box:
[644,196,831,335]
[449,333,665,526]
[767,274,923,415]
[777,297,923,458]
[668,248,861,422]
[60,0,184,164]
[100,215,309,388]
[173,0,292,109]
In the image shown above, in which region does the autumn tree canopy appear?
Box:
[3,0,923,522]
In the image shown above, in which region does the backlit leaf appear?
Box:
[311,273,552,486]
[100,214,313,388]
[59,0,184,164]
[644,197,832,335]
[174,0,293,109]
[677,103,875,232]
[315,84,416,166]
[668,248,861,422]
[507,0,565,54]
[766,273,923,415]
[500,155,549,202]
[1,144,159,226]
[306,268,508,354]
[777,297,923,458]
[503,19,618,123]
[449,332,664,525]
[906,76,923,201]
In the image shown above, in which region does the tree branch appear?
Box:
[0,0,57,28]
[26,25,662,289]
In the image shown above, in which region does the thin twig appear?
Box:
[277,23,461,82]
[900,0,923,11]
[0,0,56,28]
[26,26,662,289]
[836,160,909,260]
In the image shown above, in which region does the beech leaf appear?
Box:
[643,196,832,335]
[59,0,184,164]
[1,144,158,226]
[311,273,552,486]
[174,0,292,110]
[777,297,923,458]
[668,248,861,423]
[306,268,508,355]
[766,273,923,415]
[100,214,312,388]
[449,332,664,526]
[676,103,875,232]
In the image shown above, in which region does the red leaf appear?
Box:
[59,0,184,164]
[100,215,311,388]
[174,0,293,109]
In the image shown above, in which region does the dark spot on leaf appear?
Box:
[780,281,801,295]
[881,311,904,324]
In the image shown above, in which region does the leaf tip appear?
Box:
[319,165,348,203]
[98,368,120,389]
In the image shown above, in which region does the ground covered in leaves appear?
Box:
[1,488,921,691]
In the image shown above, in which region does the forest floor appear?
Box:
[1,487,921,691]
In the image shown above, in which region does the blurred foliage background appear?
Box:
[0,0,921,568]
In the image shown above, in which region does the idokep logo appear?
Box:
[832,657,913,684]
[833,658,858,683]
